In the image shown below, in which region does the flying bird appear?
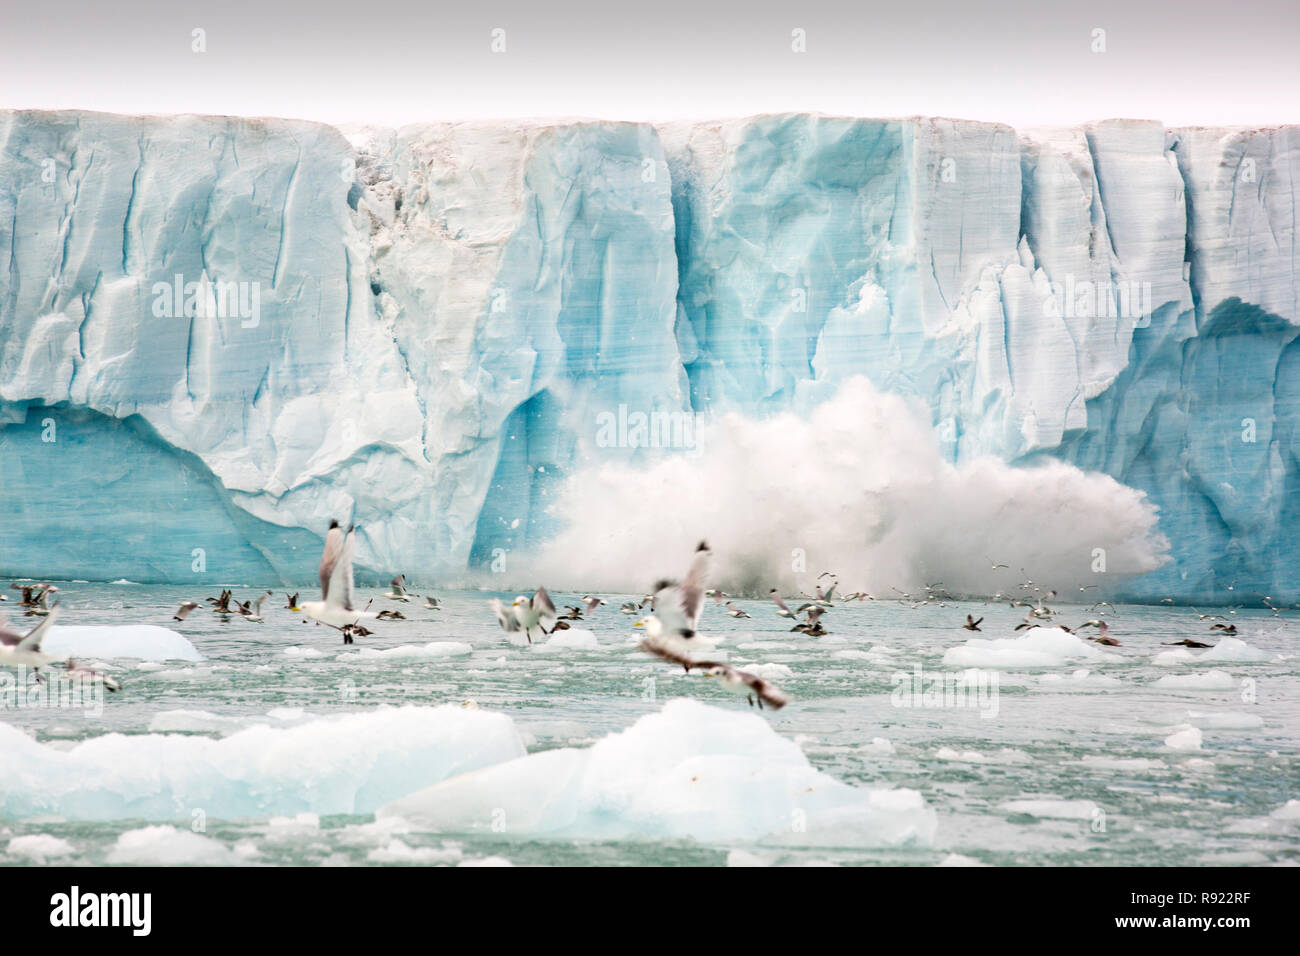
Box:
[383,575,411,602]
[769,589,798,618]
[285,593,301,612]
[173,601,200,621]
[423,595,441,610]
[301,521,377,643]
[65,659,121,692]
[1163,638,1215,649]
[0,604,62,673]
[724,601,751,619]
[639,639,788,710]
[240,591,272,622]
[963,615,983,631]
[489,589,557,644]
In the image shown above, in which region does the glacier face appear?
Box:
[0,110,1297,601]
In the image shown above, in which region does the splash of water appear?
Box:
[525,377,1169,600]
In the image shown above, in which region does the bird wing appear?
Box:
[531,587,557,623]
[822,581,837,602]
[0,617,22,646]
[326,529,357,611]
[638,638,722,671]
[742,672,789,710]
[651,581,693,636]
[318,523,345,601]
[489,598,520,632]
[772,593,792,613]
[17,604,59,652]
[679,541,711,629]
[585,597,601,612]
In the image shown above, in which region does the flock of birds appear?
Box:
[0,524,1273,709]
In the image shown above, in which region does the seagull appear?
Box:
[1209,623,1238,635]
[560,605,585,620]
[383,575,411,602]
[0,604,63,673]
[582,596,604,613]
[240,591,272,622]
[791,604,828,635]
[488,598,522,638]
[510,588,557,643]
[724,601,751,619]
[173,601,200,622]
[770,590,799,618]
[1084,620,1120,646]
[639,639,788,710]
[65,659,121,692]
[619,601,640,615]
[705,589,728,606]
[1163,638,1215,649]
[986,557,1009,570]
[300,521,377,643]
[963,615,983,631]
[376,609,405,621]
[285,593,301,612]
[209,590,233,614]
[423,595,441,610]
[645,541,711,639]
[24,585,58,616]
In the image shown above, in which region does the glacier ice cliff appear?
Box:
[0,110,1297,602]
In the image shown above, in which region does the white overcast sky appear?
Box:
[2,0,1297,128]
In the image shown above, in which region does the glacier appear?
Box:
[1,110,1297,602]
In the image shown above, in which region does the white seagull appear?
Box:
[383,575,411,602]
[489,588,557,644]
[636,541,714,656]
[0,604,63,673]
[301,521,376,643]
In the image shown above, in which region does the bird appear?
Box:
[1084,621,1120,646]
[986,557,1009,570]
[1210,623,1238,635]
[963,615,983,631]
[383,575,411,602]
[641,541,711,642]
[0,604,62,674]
[488,589,556,644]
[240,591,272,622]
[423,595,441,610]
[705,589,728,605]
[209,590,233,614]
[582,596,604,613]
[551,619,572,631]
[511,588,557,643]
[23,585,58,616]
[300,521,377,643]
[559,605,585,620]
[769,589,799,618]
[791,620,828,636]
[285,593,302,612]
[724,601,751,618]
[619,601,640,615]
[791,604,828,635]
[376,609,405,621]
[1163,638,1215,649]
[173,601,200,622]
[64,659,121,692]
[639,639,788,710]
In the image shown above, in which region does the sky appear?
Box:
[2,0,1297,128]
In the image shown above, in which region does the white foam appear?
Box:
[527,378,1168,596]
[1002,798,1100,819]
[44,625,202,662]
[0,705,524,820]
[380,699,936,846]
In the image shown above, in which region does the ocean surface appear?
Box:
[1,582,1297,866]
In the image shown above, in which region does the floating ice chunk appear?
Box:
[1002,798,1100,819]
[1164,725,1203,750]
[1198,638,1270,663]
[458,855,514,867]
[343,642,473,660]
[1179,758,1216,773]
[367,839,463,864]
[937,747,1031,765]
[147,710,248,734]
[106,825,251,865]
[380,700,936,846]
[6,833,75,862]
[936,853,991,867]
[0,705,525,820]
[44,625,202,662]
[532,628,599,651]
[1153,649,1198,666]
[1270,800,1300,821]
[727,849,772,867]
[737,662,794,680]
[1152,670,1238,690]
[284,646,327,658]
[863,737,895,756]
[942,628,1116,669]
[1184,710,1263,730]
